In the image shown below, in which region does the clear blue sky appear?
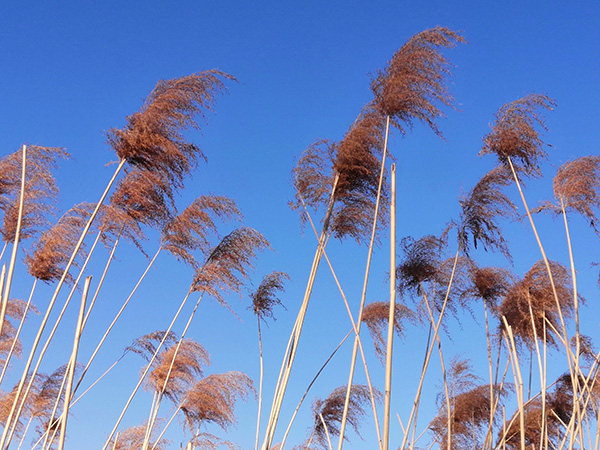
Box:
[0,1,599,449]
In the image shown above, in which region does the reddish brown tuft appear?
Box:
[361,301,414,360]
[250,271,289,321]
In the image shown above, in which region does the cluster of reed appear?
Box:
[0,26,598,450]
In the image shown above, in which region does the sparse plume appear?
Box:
[250,271,289,321]
[108,421,169,450]
[361,301,414,360]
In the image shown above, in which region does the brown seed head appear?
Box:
[553,155,600,233]
[250,271,289,321]
[108,70,235,187]
[180,371,254,431]
[108,421,169,450]
[371,27,465,136]
[480,94,556,176]
[499,260,574,349]
[162,195,242,267]
[361,301,414,361]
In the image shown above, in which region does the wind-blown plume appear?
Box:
[180,371,254,431]
[499,260,574,349]
[1,145,68,243]
[109,168,175,229]
[250,271,289,321]
[461,265,514,314]
[370,27,465,136]
[552,156,600,233]
[458,166,517,258]
[126,331,178,362]
[107,70,235,187]
[361,301,414,360]
[191,227,271,307]
[480,94,556,176]
[162,195,242,267]
[0,299,38,365]
[146,339,210,402]
[310,385,378,448]
[25,203,94,283]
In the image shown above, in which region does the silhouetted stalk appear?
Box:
[0,157,126,450]
[298,193,382,449]
[0,278,36,384]
[142,291,206,448]
[0,145,26,338]
[101,288,195,450]
[279,330,352,450]
[57,276,90,450]
[398,250,459,450]
[255,315,264,450]
[502,318,525,450]
[337,115,390,450]
[261,175,339,450]
[0,145,27,340]
[72,245,162,397]
[383,162,396,450]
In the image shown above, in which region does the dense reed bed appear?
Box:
[0,26,598,450]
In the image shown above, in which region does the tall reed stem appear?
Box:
[0,158,126,450]
[383,162,396,450]
[337,115,390,450]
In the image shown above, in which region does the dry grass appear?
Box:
[361,301,414,360]
[250,271,289,321]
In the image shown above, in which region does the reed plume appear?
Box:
[109,168,175,229]
[310,385,377,448]
[251,271,289,320]
[0,146,67,243]
[191,227,271,306]
[188,432,238,450]
[126,331,178,363]
[458,166,517,259]
[180,371,254,431]
[108,422,169,450]
[462,265,514,314]
[361,301,414,360]
[107,70,235,187]
[499,260,574,349]
[480,94,556,176]
[396,235,446,295]
[146,339,209,403]
[0,375,44,438]
[370,27,465,136]
[552,155,600,233]
[429,359,508,450]
[0,299,37,365]
[162,195,242,268]
[330,107,388,243]
[25,203,93,283]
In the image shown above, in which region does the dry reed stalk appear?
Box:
[0,145,26,340]
[298,192,383,449]
[336,115,389,450]
[382,163,396,450]
[319,413,334,450]
[278,330,352,450]
[260,175,338,450]
[56,277,90,450]
[502,318,526,450]
[3,227,104,448]
[398,249,460,450]
[0,158,126,450]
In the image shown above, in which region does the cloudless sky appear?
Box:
[0,1,599,449]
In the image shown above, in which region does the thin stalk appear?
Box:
[501,319,525,450]
[101,288,194,450]
[255,316,264,450]
[72,245,162,397]
[279,330,352,450]
[383,162,396,450]
[149,405,180,450]
[260,175,339,450]
[0,157,126,450]
[0,145,27,338]
[319,413,334,450]
[5,229,104,449]
[399,250,460,450]
[142,291,206,448]
[57,276,90,450]
[0,242,8,263]
[71,352,127,407]
[299,193,382,449]
[15,415,32,450]
[0,278,36,385]
[337,115,390,450]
